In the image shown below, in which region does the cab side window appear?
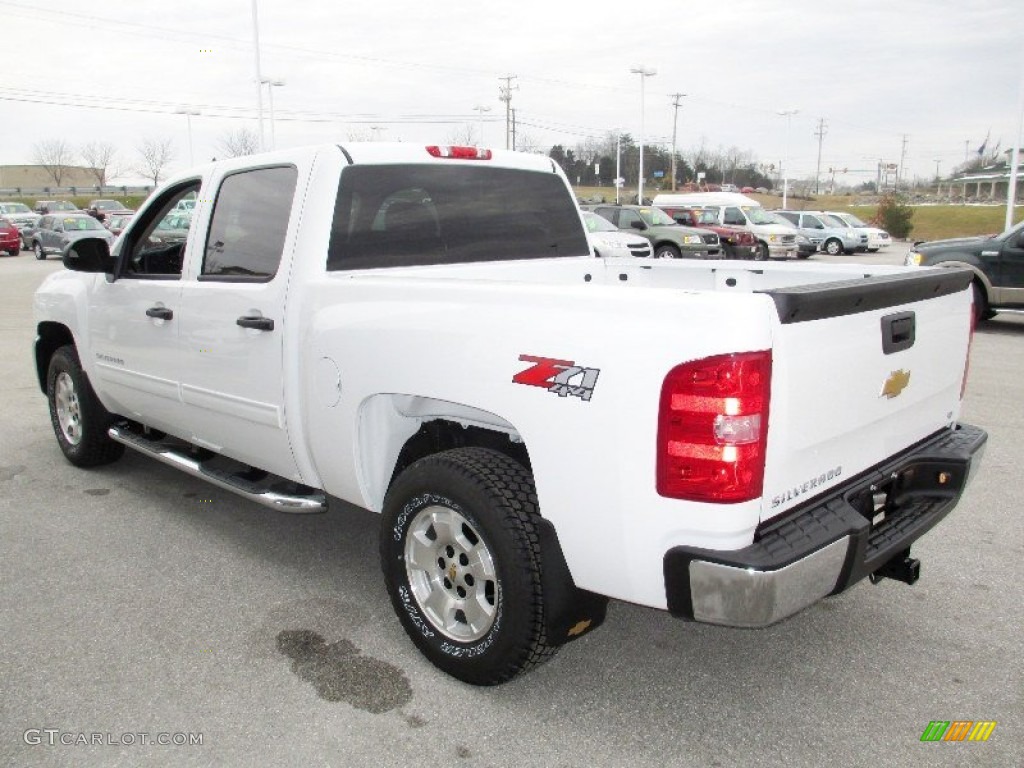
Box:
[202,166,297,280]
[120,181,200,278]
[723,207,745,226]
[619,209,643,229]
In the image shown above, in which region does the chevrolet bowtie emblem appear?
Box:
[881,369,911,399]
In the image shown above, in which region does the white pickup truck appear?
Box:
[34,143,987,685]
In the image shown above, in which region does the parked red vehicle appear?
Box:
[657,206,759,259]
[1,216,22,255]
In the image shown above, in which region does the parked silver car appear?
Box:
[771,210,867,255]
[30,213,114,260]
[824,211,892,252]
[581,211,653,258]
[0,202,42,247]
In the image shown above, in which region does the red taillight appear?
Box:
[426,145,493,160]
[657,351,771,503]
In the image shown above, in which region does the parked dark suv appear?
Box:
[590,204,720,258]
[905,219,1024,321]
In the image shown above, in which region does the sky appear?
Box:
[1,0,1022,187]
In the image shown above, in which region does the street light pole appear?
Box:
[261,78,285,150]
[472,105,491,145]
[250,0,265,151]
[630,66,656,204]
[778,109,798,208]
[175,108,200,166]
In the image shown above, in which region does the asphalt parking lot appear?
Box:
[1,250,1020,768]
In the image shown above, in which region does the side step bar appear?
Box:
[108,424,327,514]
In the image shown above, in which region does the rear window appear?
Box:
[327,164,588,270]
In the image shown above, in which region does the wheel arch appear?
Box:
[360,395,609,645]
[356,394,530,513]
[927,258,993,293]
[35,321,76,393]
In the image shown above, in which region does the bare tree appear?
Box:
[136,137,176,186]
[346,128,373,142]
[217,127,260,159]
[80,141,120,189]
[445,125,477,146]
[515,132,545,154]
[32,139,75,187]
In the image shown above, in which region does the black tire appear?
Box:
[796,251,811,259]
[46,345,125,467]
[754,241,770,261]
[971,280,994,323]
[34,241,45,260]
[380,447,559,685]
[654,244,681,259]
[823,238,842,256]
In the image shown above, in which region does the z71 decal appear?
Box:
[513,355,601,402]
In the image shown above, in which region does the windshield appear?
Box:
[2,203,32,214]
[582,212,618,233]
[93,200,126,211]
[639,207,677,226]
[743,206,777,225]
[51,201,77,211]
[63,216,104,231]
[837,212,867,227]
[995,219,1024,242]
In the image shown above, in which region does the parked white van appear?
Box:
[653,192,798,260]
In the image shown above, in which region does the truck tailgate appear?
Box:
[759,269,973,521]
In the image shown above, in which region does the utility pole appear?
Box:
[498,74,518,150]
[898,134,909,190]
[670,93,685,191]
[813,117,827,194]
[511,108,517,151]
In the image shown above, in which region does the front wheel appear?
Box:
[754,242,770,261]
[34,242,45,260]
[823,238,842,255]
[380,447,559,685]
[46,345,125,467]
[654,244,681,259]
[972,280,994,323]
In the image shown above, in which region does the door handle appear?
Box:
[236,315,274,331]
[146,306,173,320]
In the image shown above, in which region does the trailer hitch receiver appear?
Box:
[870,549,921,585]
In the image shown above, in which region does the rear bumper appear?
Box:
[664,423,987,627]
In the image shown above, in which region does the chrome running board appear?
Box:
[108,423,327,514]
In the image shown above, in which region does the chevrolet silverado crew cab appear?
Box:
[906,218,1024,322]
[34,142,987,685]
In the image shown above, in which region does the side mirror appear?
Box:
[63,237,116,273]
[629,220,646,230]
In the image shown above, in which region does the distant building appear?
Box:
[942,156,1024,202]
[0,165,101,193]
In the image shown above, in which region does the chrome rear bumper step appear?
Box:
[108,424,327,514]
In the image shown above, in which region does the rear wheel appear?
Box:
[380,447,559,685]
[46,345,125,467]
